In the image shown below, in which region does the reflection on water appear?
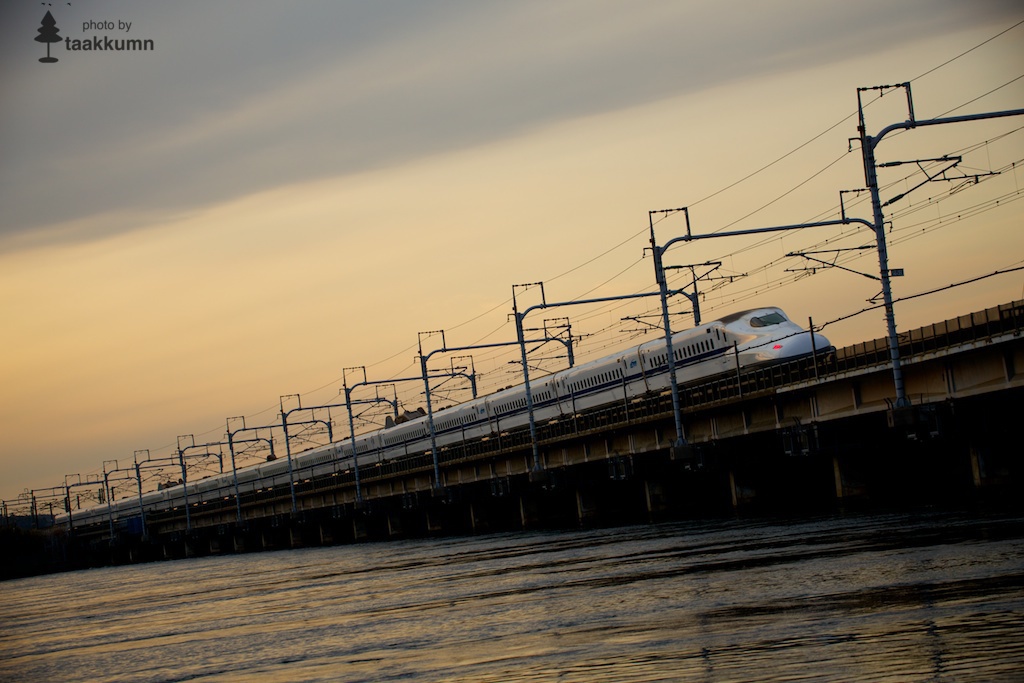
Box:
[1,510,1022,682]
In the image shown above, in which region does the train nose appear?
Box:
[804,330,831,356]
[774,330,831,358]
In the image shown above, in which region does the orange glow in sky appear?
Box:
[1,1,1022,504]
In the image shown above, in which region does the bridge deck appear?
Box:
[132,301,1024,531]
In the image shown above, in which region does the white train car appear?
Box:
[56,307,829,529]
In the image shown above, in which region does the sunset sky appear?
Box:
[1,1,1022,508]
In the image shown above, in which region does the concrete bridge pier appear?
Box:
[969,443,1014,490]
[519,496,540,528]
[728,470,756,507]
[644,480,669,519]
[971,445,986,487]
[832,455,867,500]
[468,502,487,532]
[288,526,302,549]
[970,444,1002,489]
[424,509,443,534]
[385,510,403,536]
[172,536,194,559]
[352,516,368,541]
[575,488,598,525]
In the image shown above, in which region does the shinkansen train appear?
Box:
[58,307,830,528]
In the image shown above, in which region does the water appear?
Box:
[2,510,1022,682]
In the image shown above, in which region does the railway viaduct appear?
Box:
[53,300,1024,564]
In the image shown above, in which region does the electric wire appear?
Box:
[91,19,1024,489]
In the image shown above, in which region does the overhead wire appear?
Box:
[121,18,1024,482]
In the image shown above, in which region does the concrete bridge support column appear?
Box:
[729,470,756,507]
[575,489,597,525]
[352,516,368,541]
[968,444,1002,488]
[832,456,866,500]
[833,457,846,499]
[644,480,668,518]
[425,510,442,534]
[468,503,485,532]
[519,496,539,529]
[386,511,403,537]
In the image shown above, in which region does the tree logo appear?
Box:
[36,11,62,63]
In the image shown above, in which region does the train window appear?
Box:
[750,312,786,327]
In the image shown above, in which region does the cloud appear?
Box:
[0,0,1018,251]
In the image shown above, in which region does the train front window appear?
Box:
[749,312,786,327]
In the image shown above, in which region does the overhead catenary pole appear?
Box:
[659,88,1023,414]
[132,450,198,541]
[278,397,301,515]
[855,83,1024,408]
[418,331,446,490]
[174,435,231,531]
[175,437,193,532]
[133,450,148,541]
[278,398,340,513]
[417,329,575,487]
[103,459,119,544]
[648,207,696,449]
[226,417,278,525]
[63,474,101,533]
[342,366,461,500]
[512,281,685,470]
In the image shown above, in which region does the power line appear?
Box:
[910,19,1024,84]
[819,265,1024,330]
[90,19,1024,483]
